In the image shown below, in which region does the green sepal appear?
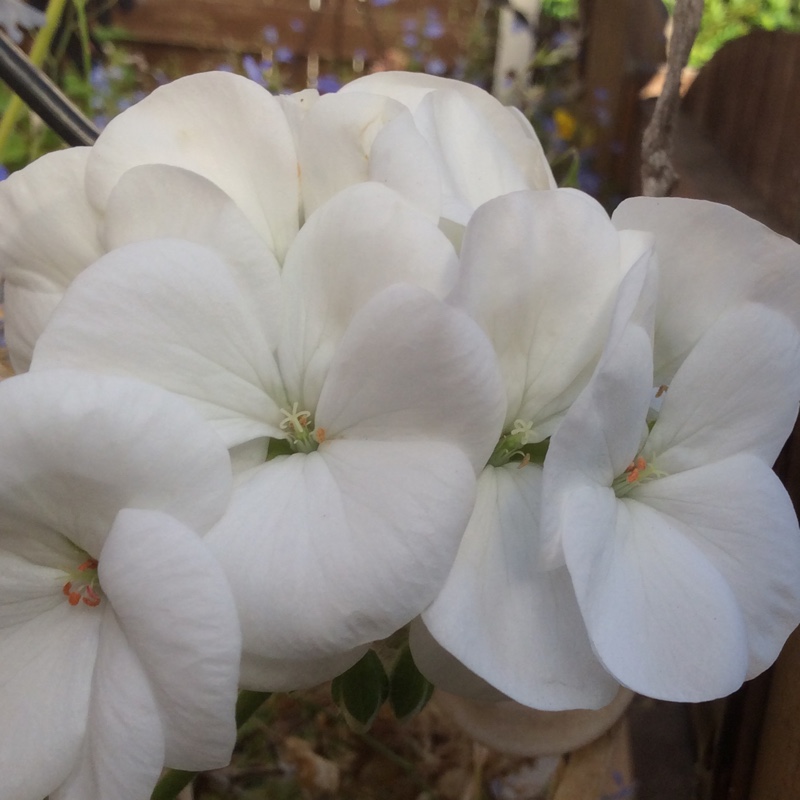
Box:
[388,643,434,722]
[331,650,389,732]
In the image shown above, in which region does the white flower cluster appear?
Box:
[1,70,800,799]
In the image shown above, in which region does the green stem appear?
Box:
[150,690,271,800]
[0,0,70,156]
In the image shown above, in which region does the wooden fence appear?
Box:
[683,30,800,242]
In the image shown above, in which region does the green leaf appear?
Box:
[388,644,434,722]
[331,650,389,732]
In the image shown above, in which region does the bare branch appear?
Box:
[640,0,704,197]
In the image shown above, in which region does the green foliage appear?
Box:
[331,650,390,732]
[387,644,434,722]
[542,0,580,20]
[663,0,800,67]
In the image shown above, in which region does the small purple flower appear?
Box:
[371,0,398,6]
[275,45,293,64]
[0,165,8,181]
[263,25,279,45]
[289,17,304,33]
[402,32,419,48]
[215,63,235,73]
[317,73,342,93]
[422,18,445,39]
[424,57,447,76]
[243,54,267,86]
[593,87,610,103]
[578,167,602,196]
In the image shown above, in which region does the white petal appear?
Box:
[316,284,506,473]
[0,147,101,288]
[99,508,240,769]
[562,483,749,700]
[297,91,405,216]
[368,109,442,221]
[412,90,531,224]
[0,602,98,800]
[278,184,459,411]
[341,72,555,191]
[612,196,800,382]
[539,253,658,567]
[456,189,632,431]
[422,465,618,710]
[103,164,283,346]
[633,455,800,678]
[3,282,61,373]
[0,369,232,558]
[644,303,800,470]
[409,619,509,703]
[32,239,287,447]
[53,610,165,800]
[239,647,368,692]
[85,71,299,259]
[206,439,475,671]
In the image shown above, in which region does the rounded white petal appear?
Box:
[562,483,749,701]
[0,602,98,800]
[539,253,658,567]
[0,147,101,288]
[368,109,442,222]
[341,71,555,192]
[409,619,509,703]
[278,184,459,410]
[85,71,299,259]
[644,303,800,470]
[206,439,475,676]
[32,239,287,447]
[104,164,283,346]
[633,455,800,679]
[0,369,233,558]
[53,610,165,800]
[99,508,241,769]
[456,189,636,431]
[297,91,405,216]
[3,282,61,373]
[239,647,368,693]
[316,284,507,473]
[423,465,618,710]
[0,148,102,368]
[411,89,532,224]
[612,196,800,382]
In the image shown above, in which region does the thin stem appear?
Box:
[150,691,272,800]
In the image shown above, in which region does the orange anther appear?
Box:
[77,558,98,572]
[63,582,73,596]
[314,427,326,444]
[635,457,647,471]
[655,384,668,398]
[68,591,81,606]
[518,453,531,469]
[626,469,640,484]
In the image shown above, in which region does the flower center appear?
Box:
[62,557,103,608]
[488,420,548,468]
[612,456,666,497]
[279,402,325,454]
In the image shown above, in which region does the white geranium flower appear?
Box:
[0,71,299,371]
[0,370,240,800]
[298,71,556,230]
[31,183,507,690]
[612,196,800,384]
[410,189,653,711]
[541,253,800,701]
